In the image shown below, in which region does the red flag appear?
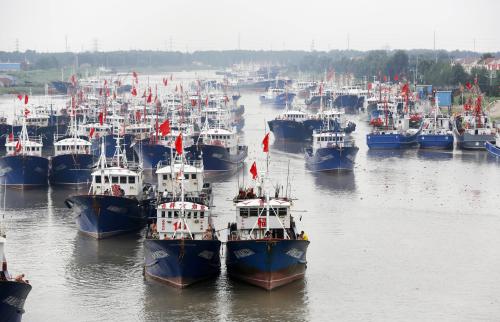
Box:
[250,161,258,180]
[89,128,95,138]
[147,93,152,103]
[262,133,269,153]
[106,88,110,97]
[15,140,21,153]
[163,78,168,86]
[98,112,104,125]
[465,82,472,90]
[70,74,77,86]
[104,79,107,86]
[205,96,209,106]
[401,83,409,95]
[383,75,387,82]
[17,94,23,101]
[191,99,197,107]
[132,71,137,79]
[24,95,28,105]
[159,120,170,136]
[175,133,183,155]
[394,74,399,81]
[367,82,372,90]
[24,108,30,116]
[131,87,137,96]
[8,132,13,142]
[99,88,103,96]
[135,110,141,121]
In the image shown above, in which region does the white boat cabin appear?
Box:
[232,198,292,240]
[90,167,143,197]
[156,201,211,239]
[22,114,50,127]
[201,128,238,153]
[80,122,111,138]
[312,131,354,151]
[276,110,309,121]
[156,160,204,194]
[5,138,43,157]
[54,138,92,156]
[125,123,152,140]
[459,113,494,135]
[421,116,452,135]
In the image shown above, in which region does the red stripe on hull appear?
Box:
[228,264,306,290]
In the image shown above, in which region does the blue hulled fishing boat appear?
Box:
[305,129,359,172]
[0,120,48,188]
[144,151,220,288]
[226,142,309,290]
[417,101,454,149]
[65,138,154,239]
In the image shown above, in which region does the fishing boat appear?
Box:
[49,112,94,186]
[305,128,359,172]
[453,96,495,150]
[417,100,454,149]
[143,152,220,288]
[485,133,500,157]
[259,88,295,107]
[0,232,31,322]
[0,119,49,188]
[226,140,309,290]
[366,95,420,149]
[65,137,155,239]
[196,120,247,172]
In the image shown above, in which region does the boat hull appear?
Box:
[453,131,495,150]
[226,239,309,290]
[417,134,454,149]
[199,145,247,172]
[259,93,296,108]
[65,195,149,239]
[0,281,31,322]
[144,239,221,288]
[268,120,312,141]
[0,155,49,188]
[49,153,95,186]
[305,146,359,172]
[485,141,500,157]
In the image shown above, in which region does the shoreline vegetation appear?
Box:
[1,49,498,114]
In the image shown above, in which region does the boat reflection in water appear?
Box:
[2,187,49,210]
[271,141,308,155]
[416,149,454,161]
[311,171,356,192]
[143,273,309,321]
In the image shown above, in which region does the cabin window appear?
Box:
[120,176,127,184]
[104,176,109,183]
[193,212,198,219]
[129,176,135,184]
[174,211,179,218]
[240,208,249,217]
[200,212,204,218]
[167,211,172,218]
[95,176,102,183]
[184,174,189,180]
[191,174,197,180]
[161,211,165,218]
[278,208,287,216]
[111,176,118,184]
[249,208,258,216]
[163,174,168,180]
[187,212,191,219]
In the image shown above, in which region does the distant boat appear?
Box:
[259,88,295,108]
[417,100,454,150]
[453,96,495,150]
[366,99,420,149]
[65,137,155,239]
[305,129,359,172]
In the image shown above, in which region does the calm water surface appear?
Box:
[1,80,500,321]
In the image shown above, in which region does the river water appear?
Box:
[1,77,500,321]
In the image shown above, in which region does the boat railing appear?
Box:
[157,158,202,169]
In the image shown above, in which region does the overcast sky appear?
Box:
[2,0,499,53]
